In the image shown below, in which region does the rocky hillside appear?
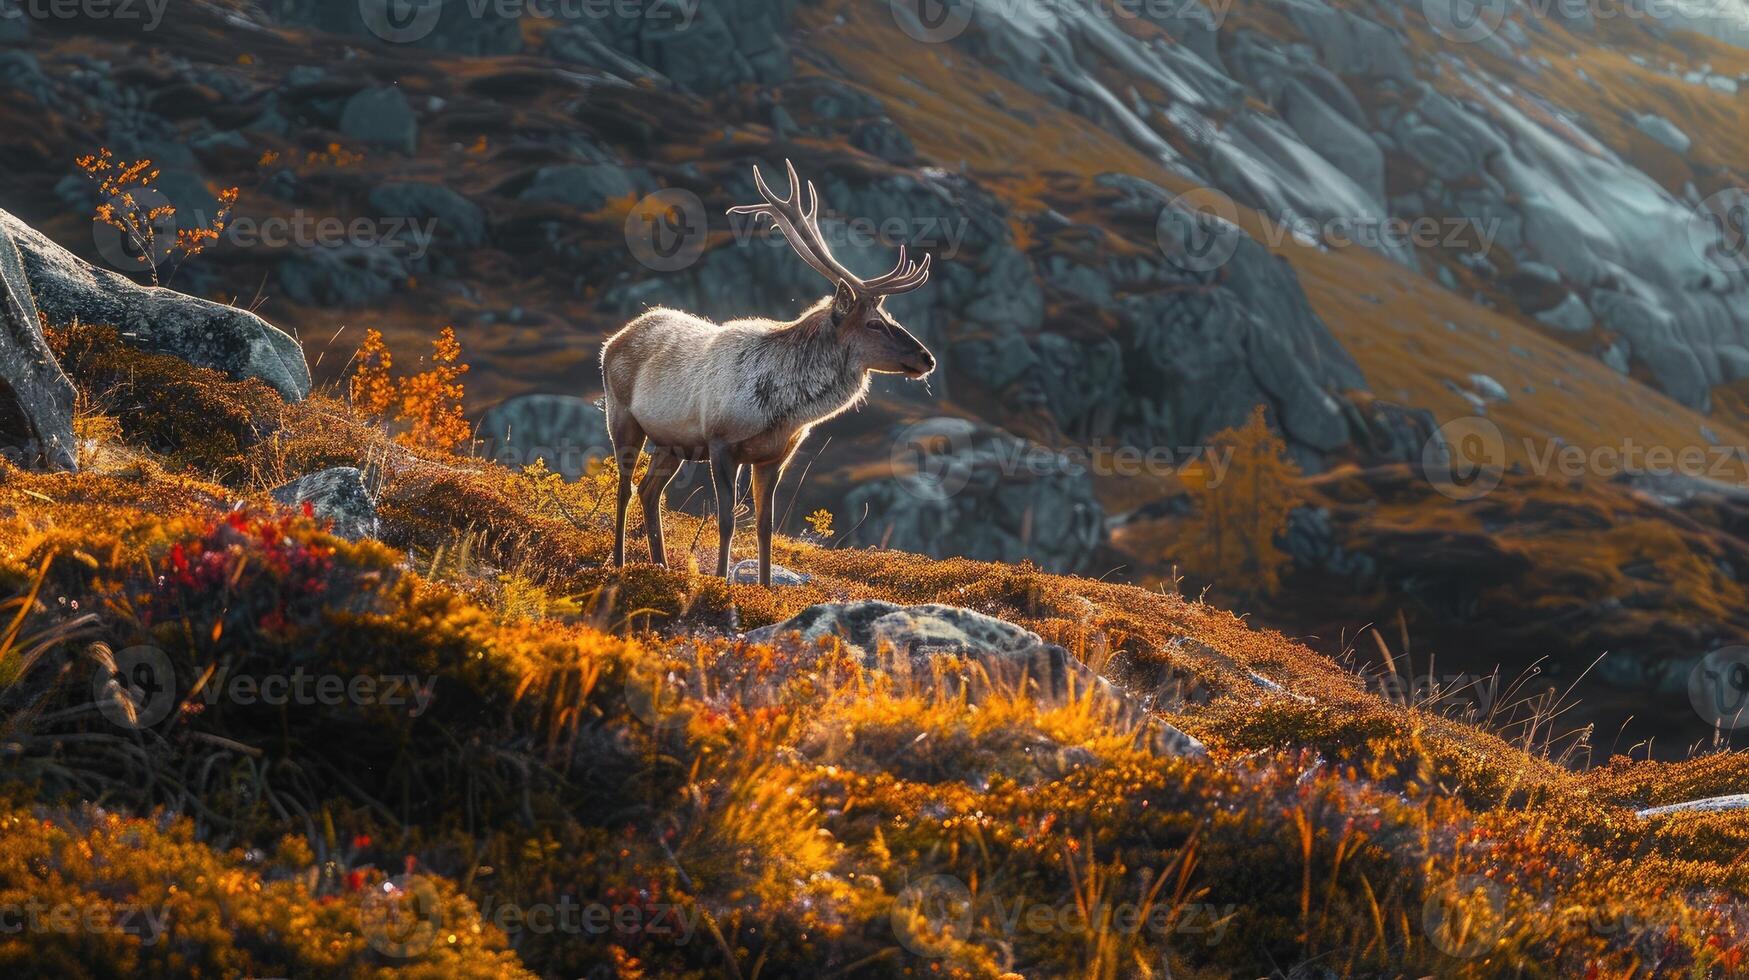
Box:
[2,0,1748,753]
[0,198,1746,975]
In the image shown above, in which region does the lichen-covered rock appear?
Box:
[746,601,1208,758]
[270,467,378,540]
[0,209,309,402]
[0,220,76,471]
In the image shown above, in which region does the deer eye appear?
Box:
[864,319,884,332]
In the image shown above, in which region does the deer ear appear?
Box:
[830,280,857,325]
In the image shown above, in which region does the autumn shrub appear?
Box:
[1176,404,1303,594]
[350,327,471,452]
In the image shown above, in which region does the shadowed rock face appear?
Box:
[0,217,76,471]
[0,209,310,402]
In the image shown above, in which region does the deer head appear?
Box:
[730,160,937,378]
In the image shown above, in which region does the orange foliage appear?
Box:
[349,327,471,452]
[1177,405,1302,594]
[76,148,237,285]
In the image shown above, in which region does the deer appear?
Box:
[599,159,937,587]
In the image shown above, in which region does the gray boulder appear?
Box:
[1281,79,1384,204]
[747,600,1206,758]
[475,393,611,480]
[0,221,76,471]
[271,467,379,540]
[339,87,417,155]
[518,164,643,212]
[275,244,409,308]
[0,209,310,402]
[844,418,1105,574]
[368,182,486,248]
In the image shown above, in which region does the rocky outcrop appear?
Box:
[747,600,1207,758]
[843,418,1105,574]
[0,210,310,402]
[270,467,378,540]
[475,394,610,480]
[0,219,76,471]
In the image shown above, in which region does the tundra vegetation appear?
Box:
[0,322,1743,978]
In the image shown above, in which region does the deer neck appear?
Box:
[741,316,865,431]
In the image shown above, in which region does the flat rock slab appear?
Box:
[271,467,379,540]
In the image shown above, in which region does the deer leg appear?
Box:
[751,459,783,588]
[607,408,645,569]
[638,447,683,567]
[708,443,738,580]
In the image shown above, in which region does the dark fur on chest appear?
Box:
[739,324,859,429]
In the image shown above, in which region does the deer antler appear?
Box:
[729,159,932,298]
